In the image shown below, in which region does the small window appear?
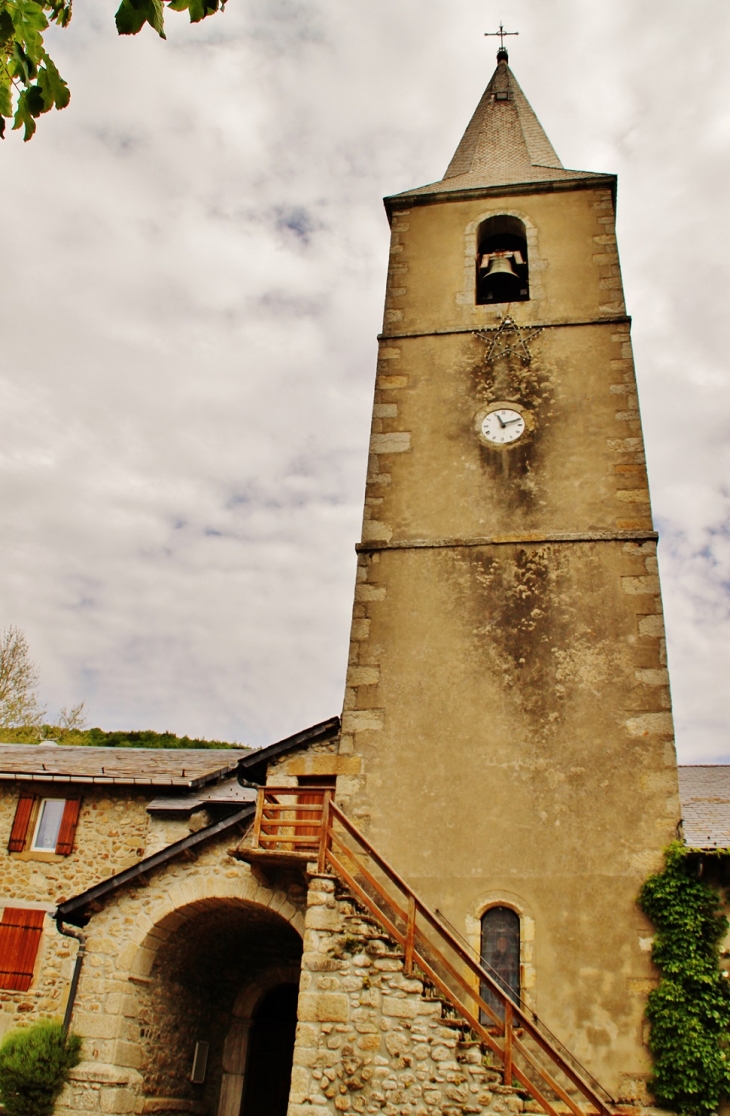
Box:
[7,794,81,856]
[476,215,529,305]
[480,906,520,1021]
[31,799,67,851]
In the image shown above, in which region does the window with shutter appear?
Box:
[0,908,45,991]
[7,793,35,852]
[31,799,66,851]
[55,798,81,856]
[8,795,81,856]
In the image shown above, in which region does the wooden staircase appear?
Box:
[241,786,615,1116]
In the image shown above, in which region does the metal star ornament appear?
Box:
[475,316,543,366]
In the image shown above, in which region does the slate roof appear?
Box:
[0,745,248,789]
[679,766,730,850]
[147,779,257,815]
[56,803,256,927]
[237,716,341,785]
[389,55,607,204]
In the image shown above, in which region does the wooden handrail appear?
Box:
[250,788,613,1116]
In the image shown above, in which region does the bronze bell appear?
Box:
[482,254,519,278]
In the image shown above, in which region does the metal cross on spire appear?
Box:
[484,22,518,60]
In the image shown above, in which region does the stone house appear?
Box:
[0,741,254,1029]
[1,43,726,1116]
[0,730,723,1116]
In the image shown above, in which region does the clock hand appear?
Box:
[496,414,507,428]
[503,416,523,425]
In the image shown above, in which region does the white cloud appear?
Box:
[1,0,728,757]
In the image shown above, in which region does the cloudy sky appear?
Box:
[1,1,729,759]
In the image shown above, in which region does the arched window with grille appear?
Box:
[480,906,520,1021]
[476,215,529,305]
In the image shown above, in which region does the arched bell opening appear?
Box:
[134,899,303,1116]
[476,215,529,305]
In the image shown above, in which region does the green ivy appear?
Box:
[639,842,730,1116]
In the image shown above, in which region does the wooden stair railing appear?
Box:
[247,788,614,1116]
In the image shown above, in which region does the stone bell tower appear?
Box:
[337,49,680,1099]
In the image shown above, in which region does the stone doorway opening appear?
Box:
[136,897,303,1116]
[240,982,299,1116]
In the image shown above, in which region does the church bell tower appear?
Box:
[338,48,680,1098]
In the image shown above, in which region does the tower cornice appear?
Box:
[384,173,617,220]
[376,315,632,343]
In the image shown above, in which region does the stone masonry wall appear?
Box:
[53,833,306,1116]
[0,784,150,908]
[0,785,151,1039]
[291,872,522,1116]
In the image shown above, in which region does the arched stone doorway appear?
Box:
[218,962,301,1116]
[132,899,303,1115]
[240,983,298,1116]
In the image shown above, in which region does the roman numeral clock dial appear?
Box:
[476,403,530,446]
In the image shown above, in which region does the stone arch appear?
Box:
[57,863,307,1116]
[127,892,304,1114]
[127,871,305,982]
[465,888,537,1012]
[457,206,546,309]
[218,963,301,1116]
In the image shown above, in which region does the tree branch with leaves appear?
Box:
[0,625,45,727]
[0,0,224,140]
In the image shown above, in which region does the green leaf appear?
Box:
[0,8,14,46]
[187,0,221,22]
[114,0,148,36]
[0,66,11,118]
[11,40,37,84]
[115,0,166,38]
[37,54,69,110]
[12,86,37,140]
[168,0,222,22]
[6,0,48,62]
[48,0,73,28]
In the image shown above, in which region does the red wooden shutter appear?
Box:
[0,908,45,991]
[55,798,81,856]
[7,793,35,853]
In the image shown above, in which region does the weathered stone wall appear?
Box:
[52,832,306,1116]
[262,736,361,803]
[331,175,679,1097]
[0,785,153,1038]
[291,871,527,1116]
[0,780,240,1039]
[0,911,73,1040]
[0,784,150,908]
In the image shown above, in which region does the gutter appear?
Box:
[55,921,86,1035]
[0,767,244,788]
[237,716,340,786]
[55,803,255,928]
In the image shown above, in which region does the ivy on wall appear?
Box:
[639,842,730,1116]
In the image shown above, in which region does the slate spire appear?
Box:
[443,52,563,186]
[391,52,602,201]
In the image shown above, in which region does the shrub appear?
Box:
[0,1021,81,1116]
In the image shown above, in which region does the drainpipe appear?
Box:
[55,919,87,1036]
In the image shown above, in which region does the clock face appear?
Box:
[480,408,526,445]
